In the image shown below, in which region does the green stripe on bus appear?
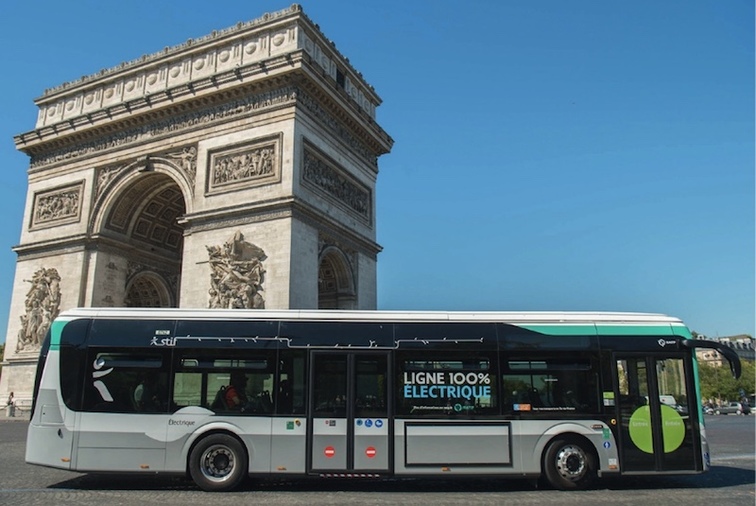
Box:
[518,325,597,336]
[49,319,69,351]
[594,325,676,336]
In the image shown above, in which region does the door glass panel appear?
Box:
[313,355,347,416]
[616,358,656,471]
[655,358,696,470]
[355,355,388,418]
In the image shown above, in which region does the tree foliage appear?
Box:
[698,359,755,403]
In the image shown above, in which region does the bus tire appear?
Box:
[189,433,248,492]
[542,436,596,490]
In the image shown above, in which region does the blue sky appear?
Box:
[0,1,752,341]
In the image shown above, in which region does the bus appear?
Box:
[26,308,741,492]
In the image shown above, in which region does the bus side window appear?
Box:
[82,351,167,413]
[502,356,599,414]
[278,350,306,415]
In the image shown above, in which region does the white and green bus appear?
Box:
[26,308,741,491]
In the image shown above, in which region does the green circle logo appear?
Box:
[629,404,685,454]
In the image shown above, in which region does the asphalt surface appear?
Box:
[1,412,753,505]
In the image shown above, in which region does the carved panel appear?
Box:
[164,145,197,188]
[96,164,125,198]
[15,268,61,353]
[205,231,266,309]
[206,134,282,195]
[303,144,371,223]
[30,181,84,230]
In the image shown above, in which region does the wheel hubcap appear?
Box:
[201,445,235,482]
[555,445,587,481]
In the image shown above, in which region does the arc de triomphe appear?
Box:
[0,5,393,400]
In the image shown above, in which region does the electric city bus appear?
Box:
[26,308,741,492]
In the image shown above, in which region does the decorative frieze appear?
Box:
[205,231,266,309]
[207,134,281,194]
[296,90,376,165]
[303,144,371,223]
[30,87,298,169]
[31,182,84,229]
[15,268,61,353]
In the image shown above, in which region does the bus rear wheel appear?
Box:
[189,434,248,492]
[542,436,596,490]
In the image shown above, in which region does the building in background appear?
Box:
[0,5,393,401]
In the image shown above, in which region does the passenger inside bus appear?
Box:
[133,372,164,412]
[222,372,272,413]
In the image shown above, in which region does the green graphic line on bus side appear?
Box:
[629,404,685,454]
[519,324,678,336]
[49,318,69,351]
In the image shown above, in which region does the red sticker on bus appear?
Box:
[365,447,376,458]
[324,446,336,458]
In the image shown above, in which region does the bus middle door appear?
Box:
[308,352,390,475]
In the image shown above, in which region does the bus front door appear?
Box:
[308,352,390,475]
[614,354,700,473]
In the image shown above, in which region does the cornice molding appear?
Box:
[23,80,390,173]
[22,4,382,138]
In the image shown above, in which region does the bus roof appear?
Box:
[55,308,686,326]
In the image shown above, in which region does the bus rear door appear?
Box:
[308,352,391,475]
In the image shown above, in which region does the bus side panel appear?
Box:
[26,350,75,469]
[270,417,307,473]
[393,419,517,475]
[76,413,167,472]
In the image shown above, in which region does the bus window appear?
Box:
[355,355,388,418]
[278,350,306,415]
[502,357,599,414]
[82,351,168,413]
[172,350,276,414]
[396,351,498,417]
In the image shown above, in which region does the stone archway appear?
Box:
[318,247,356,309]
[94,167,187,308]
[125,271,173,307]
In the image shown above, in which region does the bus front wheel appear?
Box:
[542,436,596,490]
[189,434,248,492]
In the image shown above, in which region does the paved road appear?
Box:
[1,414,753,505]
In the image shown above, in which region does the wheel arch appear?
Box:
[532,423,602,474]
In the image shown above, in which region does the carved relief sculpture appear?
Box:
[95,165,124,198]
[212,145,274,185]
[303,146,371,222]
[32,183,83,228]
[165,145,197,187]
[206,232,266,309]
[16,268,61,352]
[207,135,281,194]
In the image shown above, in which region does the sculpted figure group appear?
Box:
[207,232,266,310]
[16,268,61,352]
